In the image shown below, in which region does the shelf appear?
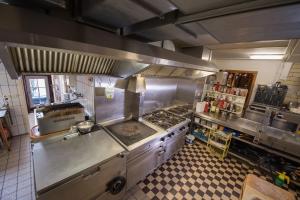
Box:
[194,122,215,130]
[219,109,242,115]
[232,136,261,149]
[196,137,208,144]
[232,136,300,164]
[228,151,256,166]
[204,90,247,99]
[208,140,227,150]
[194,113,300,164]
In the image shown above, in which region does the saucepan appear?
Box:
[77,121,94,134]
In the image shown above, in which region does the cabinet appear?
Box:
[127,129,187,190]
[127,146,161,189]
[37,156,126,200]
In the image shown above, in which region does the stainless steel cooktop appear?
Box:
[143,110,186,130]
[106,120,157,146]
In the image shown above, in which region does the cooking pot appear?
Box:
[77,121,94,134]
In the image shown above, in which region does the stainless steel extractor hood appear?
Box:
[139,65,216,79]
[6,44,149,78]
[0,4,218,79]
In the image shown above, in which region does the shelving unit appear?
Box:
[207,130,232,160]
[193,121,215,130]
[204,90,247,99]
[201,82,249,115]
[192,113,300,187]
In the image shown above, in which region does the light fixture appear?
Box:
[249,54,284,60]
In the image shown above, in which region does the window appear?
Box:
[24,75,53,110]
[29,78,48,105]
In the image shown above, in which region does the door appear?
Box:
[24,75,52,110]
[127,147,159,189]
[38,156,126,200]
[164,132,185,162]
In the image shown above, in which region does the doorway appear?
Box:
[23,75,53,111]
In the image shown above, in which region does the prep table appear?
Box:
[32,128,126,200]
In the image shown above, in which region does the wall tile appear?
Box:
[0,62,29,136]
[1,85,10,95]
[0,74,8,85]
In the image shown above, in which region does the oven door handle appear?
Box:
[158,150,165,156]
[83,166,101,181]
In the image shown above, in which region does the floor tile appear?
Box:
[138,141,300,200]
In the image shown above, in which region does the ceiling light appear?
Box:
[249,54,284,60]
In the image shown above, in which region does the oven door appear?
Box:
[127,142,162,190]
[164,131,186,162]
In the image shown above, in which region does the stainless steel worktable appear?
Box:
[195,112,261,137]
[32,129,125,194]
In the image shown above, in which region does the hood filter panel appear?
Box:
[8,46,120,75]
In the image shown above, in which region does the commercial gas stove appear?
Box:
[104,110,190,190]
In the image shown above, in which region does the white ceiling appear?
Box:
[199,4,300,43]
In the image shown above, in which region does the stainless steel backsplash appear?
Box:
[95,76,204,123]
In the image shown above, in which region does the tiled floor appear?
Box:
[1,135,299,200]
[135,140,300,200]
[0,135,34,200]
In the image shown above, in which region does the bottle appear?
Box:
[204,102,209,113]
[234,73,241,87]
[216,82,220,91]
[227,73,234,87]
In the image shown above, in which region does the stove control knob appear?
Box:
[160,137,165,142]
[171,132,175,136]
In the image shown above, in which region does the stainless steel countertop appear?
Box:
[32,129,125,194]
[195,112,260,137]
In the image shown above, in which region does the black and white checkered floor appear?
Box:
[134,141,300,200]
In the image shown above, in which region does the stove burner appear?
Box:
[167,104,193,116]
[143,110,186,130]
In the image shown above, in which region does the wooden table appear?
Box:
[0,108,12,151]
[30,125,69,143]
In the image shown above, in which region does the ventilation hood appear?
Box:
[6,44,149,78]
[140,65,216,79]
[0,4,218,79]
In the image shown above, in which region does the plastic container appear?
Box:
[186,134,195,144]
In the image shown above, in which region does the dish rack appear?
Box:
[207,130,232,160]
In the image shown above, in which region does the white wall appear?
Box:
[213,59,284,102]
[76,75,94,118]
[0,61,29,136]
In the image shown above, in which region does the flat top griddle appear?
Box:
[106,120,157,146]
